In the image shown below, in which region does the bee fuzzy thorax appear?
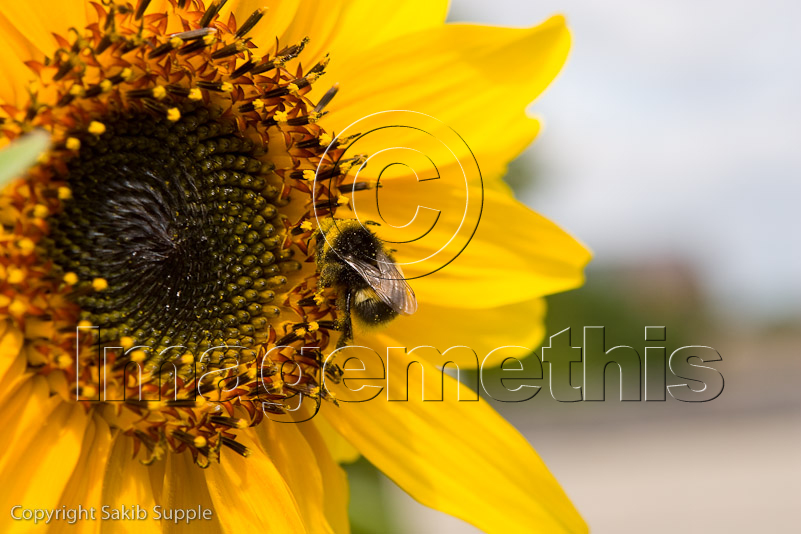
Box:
[315,218,417,346]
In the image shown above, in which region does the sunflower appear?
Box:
[0,1,590,533]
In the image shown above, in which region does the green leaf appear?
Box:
[0,130,51,189]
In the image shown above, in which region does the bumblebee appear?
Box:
[315,218,417,347]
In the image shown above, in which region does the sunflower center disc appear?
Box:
[44,105,285,354]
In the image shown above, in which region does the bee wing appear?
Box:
[376,251,418,315]
[342,251,418,315]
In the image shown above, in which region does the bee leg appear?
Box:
[336,291,354,349]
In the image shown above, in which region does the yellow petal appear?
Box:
[320,16,570,181]
[99,435,160,534]
[0,1,88,58]
[0,352,27,407]
[0,376,61,476]
[314,414,361,464]
[0,320,26,394]
[322,351,587,534]
[147,452,167,511]
[314,0,449,65]
[252,422,343,533]
[0,25,35,107]
[50,413,114,534]
[162,452,223,534]
[251,424,331,533]
[0,399,88,534]
[408,199,589,308]
[297,420,352,534]
[360,298,547,365]
[204,433,307,533]
[419,188,588,308]
[353,184,589,308]
[255,0,448,68]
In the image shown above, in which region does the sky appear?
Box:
[449,0,801,320]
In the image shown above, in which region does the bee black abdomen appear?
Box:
[316,219,407,334]
[352,289,398,326]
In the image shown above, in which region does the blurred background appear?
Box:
[345,0,801,532]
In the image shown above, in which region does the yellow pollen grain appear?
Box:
[180,353,194,365]
[8,299,27,316]
[58,186,72,200]
[81,385,97,398]
[92,277,109,291]
[56,355,73,368]
[313,292,325,305]
[78,320,93,328]
[318,132,333,146]
[100,79,113,93]
[273,110,288,122]
[63,272,79,285]
[221,82,234,93]
[17,237,35,254]
[152,85,167,100]
[167,107,181,122]
[120,336,135,349]
[170,36,185,48]
[88,121,106,135]
[302,170,316,181]
[308,321,320,332]
[131,349,147,363]
[66,137,81,151]
[7,267,25,284]
[32,204,49,218]
[251,98,264,111]
[235,419,249,429]
[339,161,353,173]
[203,34,216,45]
[336,195,350,206]
[69,84,85,96]
[271,378,284,390]
[193,435,207,448]
[300,220,313,232]
[188,88,202,101]
[295,327,307,337]
[286,83,299,93]
[120,68,133,81]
